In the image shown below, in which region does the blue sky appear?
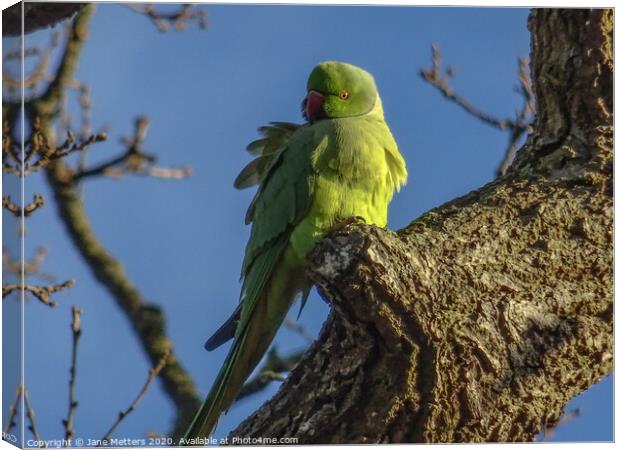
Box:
[2,3,612,445]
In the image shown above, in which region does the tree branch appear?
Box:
[420,44,534,176]
[99,350,170,443]
[231,9,612,443]
[125,4,207,32]
[19,6,201,437]
[3,194,45,217]
[3,385,22,435]
[420,44,512,129]
[72,116,191,181]
[44,138,200,438]
[63,306,82,443]
[23,387,45,444]
[3,280,75,307]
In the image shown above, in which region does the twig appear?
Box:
[4,385,22,435]
[27,128,107,175]
[99,350,170,443]
[23,387,45,445]
[3,194,45,218]
[2,117,108,177]
[420,44,512,130]
[73,116,191,181]
[2,31,60,95]
[497,57,535,176]
[32,6,199,437]
[63,306,82,443]
[235,347,306,402]
[125,4,207,32]
[3,279,75,307]
[420,45,535,176]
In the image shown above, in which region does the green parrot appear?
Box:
[184,61,407,440]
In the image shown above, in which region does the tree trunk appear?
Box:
[230,8,613,443]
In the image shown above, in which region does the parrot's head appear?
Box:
[302,61,378,123]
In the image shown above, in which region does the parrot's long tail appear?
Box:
[183,249,304,441]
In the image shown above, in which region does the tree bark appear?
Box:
[3,2,86,37]
[230,8,613,443]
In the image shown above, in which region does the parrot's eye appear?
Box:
[339,91,350,100]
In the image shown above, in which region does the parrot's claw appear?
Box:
[330,215,367,233]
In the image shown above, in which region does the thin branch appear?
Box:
[3,385,22,435]
[3,117,108,177]
[63,306,82,443]
[420,45,535,176]
[3,279,75,307]
[497,57,535,176]
[23,387,45,445]
[3,194,45,218]
[420,44,513,130]
[25,5,199,437]
[35,5,94,120]
[73,116,191,181]
[125,4,207,32]
[235,347,306,402]
[99,350,170,443]
[2,31,60,95]
[25,127,108,176]
[46,153,200,436]
[2,196,20,216]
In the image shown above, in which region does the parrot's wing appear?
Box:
[234,122,301,190]
[204,124,319,351]
[237,123,319,331]
[234,122,303,224]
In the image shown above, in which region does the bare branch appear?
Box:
[63,306,82,443]
[420,44,512,130]
[99,350,170,443]
[235,347,305,402]
[73,116,191,181]
[420,45,535,177]
[3,194,45,218]
[125,4,207,32]
[34,5,94,121]
[497,57,535,176]
[23,388,45,444]
[3,385,22,435]
[25,126,108,176]
[3,31,60,96]
[3,279,75,307]
[2,196,20,216]
[3,116,108,177]
[20,4,199,437]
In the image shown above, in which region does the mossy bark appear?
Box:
[231,8,613,443]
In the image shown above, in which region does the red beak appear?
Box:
[304,90,325,122]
